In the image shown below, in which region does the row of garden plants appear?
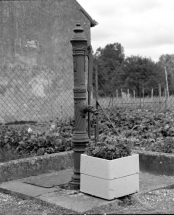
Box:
[0,118,74,162]
[90,107,174,155]
[1,107,174,162]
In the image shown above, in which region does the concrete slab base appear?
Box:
[1,169,174,213]
[0,181,58,197]
[38,189,118,213]
[23,169,73,188]
[139,172,174,193]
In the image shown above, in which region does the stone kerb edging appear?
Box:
[0,151,73,183]
[133,149,174,176]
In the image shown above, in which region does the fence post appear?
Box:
[139,87,141,109]
[121,88,123,106]
[165,88,167,109]
[165,66,169,98]
[126,89,129,105]
[158,84,161,105]
[142,86,144,108]
[115,89,118,107]
[139,80,141,109]
[116,89,118,100]
[127,89,129,97]
[70,23,89,189]
[133,90,135,100]
[151,88,154,99]
[95,65,99,143]
[60,105,63,120]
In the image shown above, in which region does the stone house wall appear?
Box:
[0,0,97,122]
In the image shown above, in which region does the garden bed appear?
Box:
[0,118,74,162]
[1,108,174,181]
[1,108,174,163]
[91,107,174,154]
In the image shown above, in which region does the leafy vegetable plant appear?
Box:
[0,118,74,162]
[85,135,131,160]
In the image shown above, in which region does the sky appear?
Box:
[77,0,174,62]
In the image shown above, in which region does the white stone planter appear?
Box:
[80,154,139,200]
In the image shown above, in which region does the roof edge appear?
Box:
[76,0,98,27]
[80,8,98,27]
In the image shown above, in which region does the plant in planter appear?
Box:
[80,136,139,200]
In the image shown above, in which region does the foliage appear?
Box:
[90,108,174,154]
[120,56,165,96]
[94,43,125,66]
[158,54,174,94]
[147,137,174,153]
[93,43,125,97]
[0,118,74,162]
[2,108,174,162]
[85,135,131,160]
[159,54,174,72]
[93,42,174,98]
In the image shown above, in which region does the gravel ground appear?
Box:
[136,188,174,214]
[0,192,76,215]
[1,188,174,214]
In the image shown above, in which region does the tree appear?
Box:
[119,56,165,96]
[93,43,125,96]
[158,54,174,95]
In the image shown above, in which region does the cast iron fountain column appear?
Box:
[70,23,89,189]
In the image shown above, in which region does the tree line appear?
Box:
[93,43,174,97]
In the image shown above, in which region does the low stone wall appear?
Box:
[1,150,174,183]
[0,151,73,183]
[133,150,174,176]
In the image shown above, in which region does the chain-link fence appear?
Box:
[1,61,172,124]
[92,67,174,112]
[0,64,74,123]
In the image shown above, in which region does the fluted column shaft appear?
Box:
[70,24,89,189]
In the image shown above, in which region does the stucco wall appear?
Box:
[0,0,92,122]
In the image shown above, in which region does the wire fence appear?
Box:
[0,64,74,124]
[0,61,173,125]
[92,67,174,112]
